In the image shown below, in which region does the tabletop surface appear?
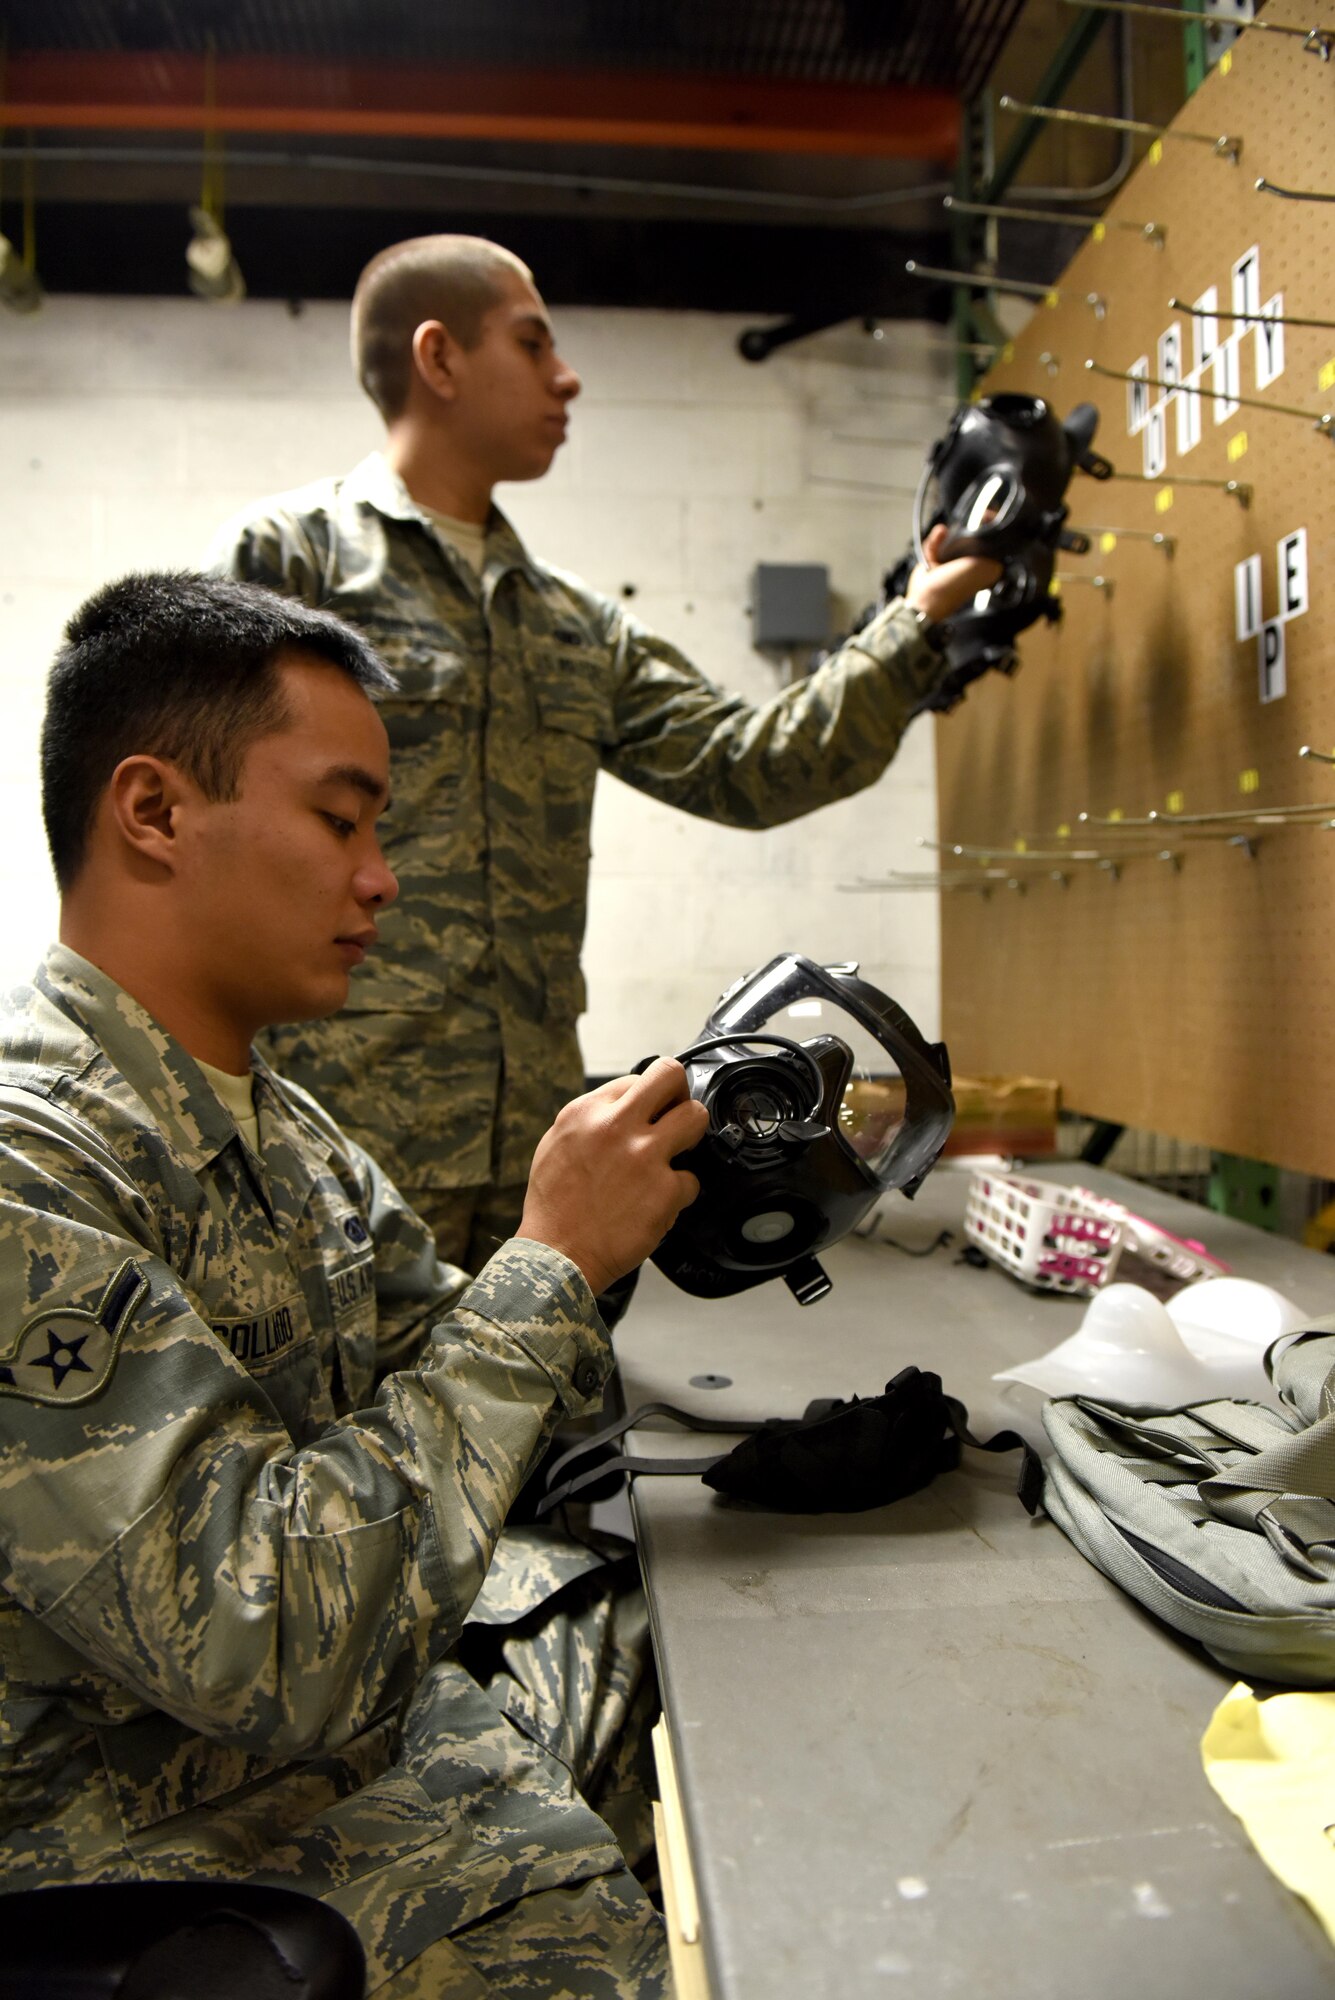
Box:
[614,1163,1335,2000]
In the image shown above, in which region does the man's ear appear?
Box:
[411,319,462,404]
[104,755,192,877]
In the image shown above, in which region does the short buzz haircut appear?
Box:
[351,234,533,422]
[42,570,395,892]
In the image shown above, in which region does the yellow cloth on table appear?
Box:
[1201,1681,1335,1948]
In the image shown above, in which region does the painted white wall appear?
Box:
[0,295,956,1066]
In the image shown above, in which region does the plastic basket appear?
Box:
[1094,1201,1229,1287]
[964,1172,1124,1295]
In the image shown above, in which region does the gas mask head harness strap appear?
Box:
[642,953,954,1306]
[879,393,1112,714]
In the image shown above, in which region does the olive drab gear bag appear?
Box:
[1042,1319,1335,1688]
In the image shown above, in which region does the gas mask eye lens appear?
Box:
[838,1073,907,1170]
[943,471,1024,557]
[963,468,1007,532]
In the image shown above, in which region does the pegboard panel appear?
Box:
[936,1,1335,1178]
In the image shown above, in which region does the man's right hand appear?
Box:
[906,522,1003,624]
[517,1058,710,1300]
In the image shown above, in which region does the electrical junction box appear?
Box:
[751,563,830,648]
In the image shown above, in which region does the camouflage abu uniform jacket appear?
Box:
[207,453,942,1192]
[0,947,636,1985]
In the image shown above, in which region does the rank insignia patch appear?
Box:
[0,1260,149,1406]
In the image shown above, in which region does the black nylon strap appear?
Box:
[535,1383,1043,1518]
[541,1400,764,1486]
[943,1394,1043,1514]
[537,1450,734,1514]
[534,1400,765,1518]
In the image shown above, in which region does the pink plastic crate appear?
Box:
[963,1172,1124,1295]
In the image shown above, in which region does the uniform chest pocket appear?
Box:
[195,1213,317,1380]
[529,650,615,843]
[379,640,472,705]
[371,647,477,913]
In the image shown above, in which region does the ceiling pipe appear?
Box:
[3,53,961,162]
[0,144,955,218]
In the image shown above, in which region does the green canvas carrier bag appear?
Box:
[1042,1318,1335,1688]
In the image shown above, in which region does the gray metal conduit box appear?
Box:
[751,562,831,648]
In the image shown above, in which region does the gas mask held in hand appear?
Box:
[880,392,1113,713]
[641,954,953,1306]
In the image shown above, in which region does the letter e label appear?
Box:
[1278,529,1308,621]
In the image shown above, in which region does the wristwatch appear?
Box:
[906,602,947,652]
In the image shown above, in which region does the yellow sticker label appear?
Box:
[1220,49,1233,76]
[1319,358,1335,393]
[1056,823,1071,840]
[1155,488,1174,514]
[1093,222,1106,244]
[1014,838,1028,855]
[1002,342,1015,363]
[1107,808,1124,823]
[1045,291,1060,309]
[1149,138,1164,167]
[1166,790,1184,815]
[1239,768,1260,794]
[1227,431,1248,462]
[1099,532,1117,554]
[1049,577,1062,597]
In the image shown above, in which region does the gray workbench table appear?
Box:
[614,1163,1335,1999]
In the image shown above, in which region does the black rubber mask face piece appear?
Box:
[914,394,1107,564]
[904,394,1112,712]
[642,954,954,1307]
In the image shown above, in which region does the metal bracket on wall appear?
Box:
[951,6,1119,394]
[736,310,865,362]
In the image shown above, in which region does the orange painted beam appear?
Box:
[3,52,959,161]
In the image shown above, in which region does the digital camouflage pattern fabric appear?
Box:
[207,453,940,1199]
[0,946,666,1996]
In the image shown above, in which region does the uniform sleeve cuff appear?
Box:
[461,1237,614,1412]
[843,597,947,705]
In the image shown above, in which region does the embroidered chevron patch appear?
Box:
[0,1260,149,1406]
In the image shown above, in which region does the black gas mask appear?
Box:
[643,954,953,1306]
[881,392,1112,712]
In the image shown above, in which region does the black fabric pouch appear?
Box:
[536,1365,1042,1518]
[4,1881,364,2000]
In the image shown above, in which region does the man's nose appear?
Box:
[554,356,581,402]
[361,851,399,909]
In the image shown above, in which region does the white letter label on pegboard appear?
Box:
[1157,322,1183,397]
[1279,529,1308,620]
[1177,367,1203,455]
[1192,285,1219,369]
[1142,401,1167,477]
[1213,338,1241,424]
[1127,357,1150,435]
[1235,553,1262,640]
[1259,618,1286,704]
[1256,295,1285,390]
[1232,245,1262,331]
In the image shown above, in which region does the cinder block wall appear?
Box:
[0,297,956,1066]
